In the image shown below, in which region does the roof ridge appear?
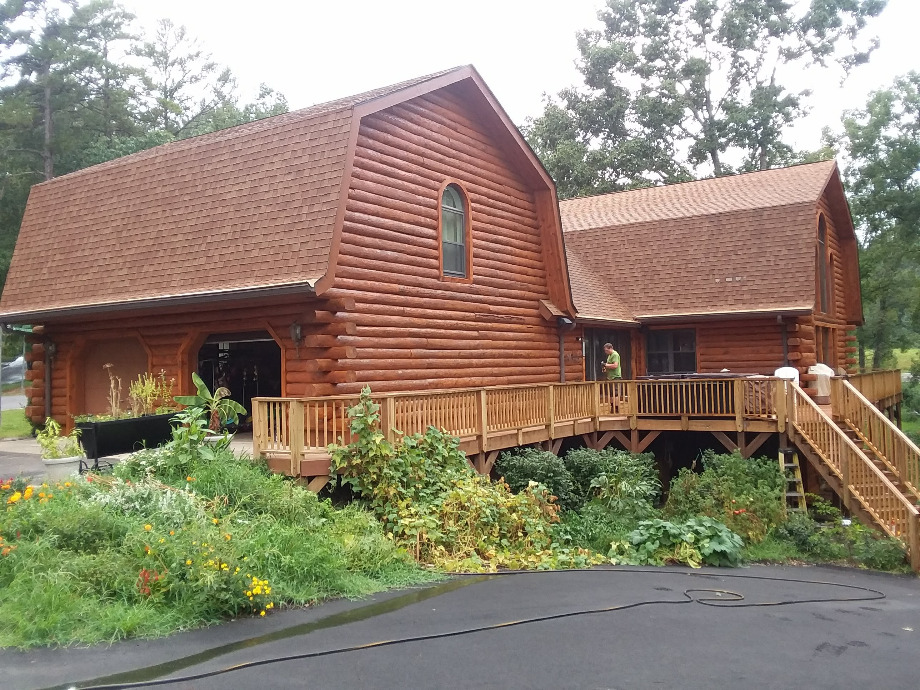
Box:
[559,159,837,206]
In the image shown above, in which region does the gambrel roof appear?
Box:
[560,160,862,324]
[0,66,574,321]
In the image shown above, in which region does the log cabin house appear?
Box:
[1,66,916,567]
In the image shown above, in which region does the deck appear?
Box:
[251,370,918,571]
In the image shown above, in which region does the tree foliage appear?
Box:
[527,0,886,198]
[833,72,920,367]
[0,0,288,289]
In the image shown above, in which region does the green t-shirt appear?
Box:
[605,351,622,379]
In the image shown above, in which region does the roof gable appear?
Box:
[561,161,846,322]
[1,67,525,321]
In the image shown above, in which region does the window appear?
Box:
[817,215,830,314]
[646,329,696,375]
[440,184,469,278]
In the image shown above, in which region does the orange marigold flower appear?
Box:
[144,524,152,531]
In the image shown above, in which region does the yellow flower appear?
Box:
[23,487,33,499]
[144,524,152,531]
[64,482,71,487]
[38,492,45,498]
[266,602,274,610]
[253,586,262,595]
[212,518,219,524]
[224,534,231,541]
[158,538,165,544]
[246,590,252,597]
[7,491,21,504]
[186,559,192,566]
[260,611,265,617]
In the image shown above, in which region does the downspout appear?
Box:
[44,340,55,421]
[557,317,576,383]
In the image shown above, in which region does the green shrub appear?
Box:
[767,512,909,571]
[554,502,653,553]
[496,448,578,510]
[664,450,785,542]
[563,448,659,507]
[330,389,603,571]
[0,439,431,648]
[612,516,744,568]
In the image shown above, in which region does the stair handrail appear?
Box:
[837,379,920,501]
[789,383,919,572]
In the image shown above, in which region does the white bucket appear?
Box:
[41,456,82,481]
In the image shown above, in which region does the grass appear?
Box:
[863,347,919,371]
[0,409,32,438]
[0,446,438,648]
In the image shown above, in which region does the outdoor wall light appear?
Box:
[289,322,303,345]
[45,340,57,360]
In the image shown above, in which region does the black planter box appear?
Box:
[77,413,175,461]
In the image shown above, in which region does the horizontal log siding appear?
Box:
[34,298,349,426]
[331,89,569,393]
[695,318,785,375]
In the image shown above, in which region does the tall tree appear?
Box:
[133,18,234,137]
[834,72,920,369]
[528,0,886,197]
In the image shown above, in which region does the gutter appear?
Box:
[0,281,318,325]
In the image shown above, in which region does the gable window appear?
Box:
[646,329,696,375]
[817,215,830,314]
[440,183,470,279]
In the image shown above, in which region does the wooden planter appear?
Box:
[77,413,175,462]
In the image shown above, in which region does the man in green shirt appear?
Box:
[602,342,622,380]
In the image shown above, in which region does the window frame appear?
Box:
[645,328,697,375]
[817,214,832,315]
[438,181,473,283]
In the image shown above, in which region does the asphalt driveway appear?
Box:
[3,565,917,690]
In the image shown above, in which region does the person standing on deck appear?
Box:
[602,343,622,380]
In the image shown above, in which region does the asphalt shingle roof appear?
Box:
[560,160,839,322]
[0,68,463,319]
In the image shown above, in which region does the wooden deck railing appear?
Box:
[831,378,920,501]
[253,378,782,461]
[846,369,902,406]
[789,383,919,570]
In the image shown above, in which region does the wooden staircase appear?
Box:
[786,381,920,572]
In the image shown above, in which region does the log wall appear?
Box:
[328,85,572,393]
[25,296,355,427]
[816,194,860,374]
[695,318,786,374]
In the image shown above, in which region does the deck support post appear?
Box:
[775,381,786,433]
[630,428,639,453]
[289,399,304,477]
[478,389,489,454]
[909,513,920,574]
[547,385,556,439]
[382,396,396,443]
[627,381,638,429]
[734,379,744,432]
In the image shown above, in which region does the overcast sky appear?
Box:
[119,0,918,151]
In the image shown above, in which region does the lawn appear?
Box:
[0,409,31,439]
[863,347,919,371]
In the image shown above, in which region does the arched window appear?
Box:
[817,215,830,314]
[440,184,470,279]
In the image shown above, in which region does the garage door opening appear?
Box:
[197,331,281,428]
